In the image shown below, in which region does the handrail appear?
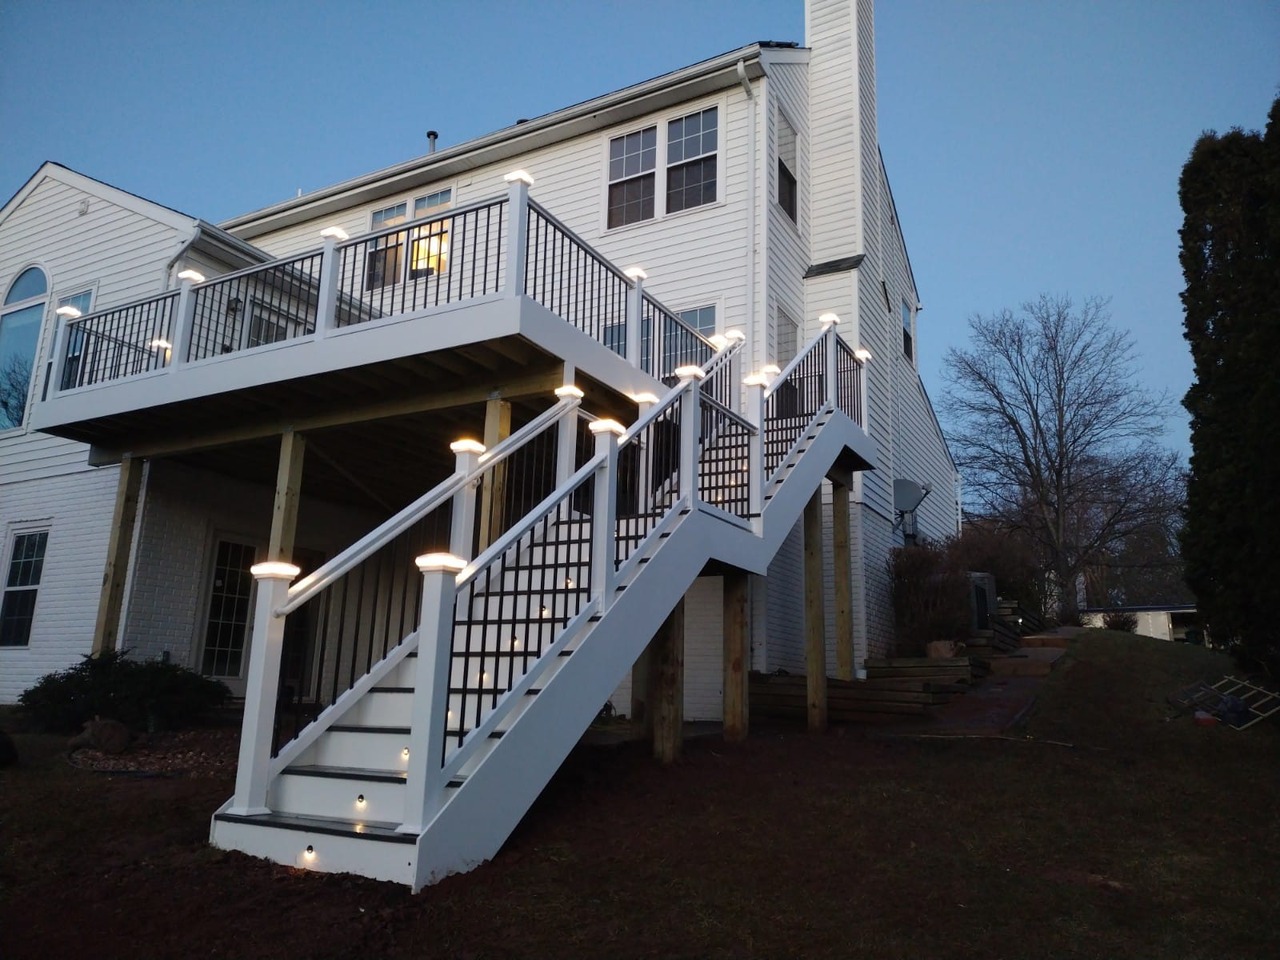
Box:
[59,288,181,329]
[620,373,696,446]
[701,392,756,435]
[642,292,716,356]
[189,248,323,289]
[764,330,825,399]
[337,194,509,250]
[280,395,580,614]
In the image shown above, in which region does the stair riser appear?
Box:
[346,691,414,727]
[305,730,413,770]
[270,774,405,824]
[211,818,416,886]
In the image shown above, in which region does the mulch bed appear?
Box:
[66,725,239,778]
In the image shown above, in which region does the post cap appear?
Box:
[55,306,83,319]
[415,553,467,573]
[250,562,301,580]
[630,391,659,405]
[819,312,840,327]
[449,439,486,456]
[555,384,585,400]
[673,365,706,381]
[589,418,626,436]
[503,169,535,186]
[623,266,648,281]
[319,226,350,242]
[177,269,206,284]
[854,348,872,362]
[743,373,771,387]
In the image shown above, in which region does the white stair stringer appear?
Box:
[409,405,872,890]
[209,404,873,890]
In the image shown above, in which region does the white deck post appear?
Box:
[172,269,205,368]
[400,553,466,834]
[227,561,299,816]
[589,420,624,607]
[624,267,647,369]
[674,366,706,504]
[503,171,534,298]
[315,228,348,338]
[554,383,584,487]
[449,440,485,561]
[744,373,768,524]
[821,314,839,409]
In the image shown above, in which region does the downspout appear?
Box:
[162,222,205,291]
[737,58,761,376]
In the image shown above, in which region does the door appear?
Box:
[199,539,258,697]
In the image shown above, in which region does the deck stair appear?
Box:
[210,317,876,890]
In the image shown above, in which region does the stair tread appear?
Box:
[282,764,407,783]
[328,724,411,735]
[214,809,415,843]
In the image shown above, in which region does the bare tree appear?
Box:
[0,353,33,430]
[943,294,1183,621]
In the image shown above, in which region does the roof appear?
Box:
[220,43,795,240]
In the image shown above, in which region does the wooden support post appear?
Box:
[91,455,144,654]
[477,397,512,551]
[804,490,828,732]
[267,429,306,563]
[831,470,855,681]
[722,569,750,742]
[649,598,685,764]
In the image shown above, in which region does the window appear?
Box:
[777,114,798,222]
[56,291,93,392]
[608,126,656,228]
[902,300,914,360]
[1,530,48,647]
[777,309,799,365]
[678,305,716,337]
[667,107,718,213]
[200,540,256,678]
[0,267,48,430]
[606,104,719,229]
[366,191,452,289]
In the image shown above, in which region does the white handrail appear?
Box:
[764,326,830,399]
[280,396,580,615]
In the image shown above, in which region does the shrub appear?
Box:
[18,650,230,734]
[890,540,971,657]
[1102,610,1139,633]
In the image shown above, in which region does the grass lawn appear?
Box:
[1,630,1277,959]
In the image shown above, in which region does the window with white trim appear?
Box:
[777,113,798,222]
[777,308,799,365]
[366,189,453,290]
[56,290,93,393]
[678,305,716,337]
[1,529,48,647]
[902,300,914,361]
[1,266,48,430]
[606,105,719,229]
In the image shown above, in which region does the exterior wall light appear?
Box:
[149,339,173,351]
[503,169,535,186]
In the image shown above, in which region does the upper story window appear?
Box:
[56,290,93,393]
[608,127,657,228]
[902,300,914,361]
[0,266,48,430]
[666,107,718,214]
[366,189,454,289]
[0,528,48,647]
[776,308,799,366]
[777,114,798,223]
[606,105,719,230]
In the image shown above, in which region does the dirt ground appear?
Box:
[2,634,1278,960]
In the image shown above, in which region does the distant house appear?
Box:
[2,0,959,888]
[1080,604,1203,643]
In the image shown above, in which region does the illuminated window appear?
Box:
[409,221,449,279]
[365,189,452,290]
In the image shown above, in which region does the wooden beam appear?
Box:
[722,569,750,742]
[804,490,828,733]
[477,397,512,550]
[649,598,685,764]
[91,456,144,654]
[267,429,306,562]
[95,366,566,464]
[831,470,855,681]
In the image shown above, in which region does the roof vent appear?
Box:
[426,130,438,153]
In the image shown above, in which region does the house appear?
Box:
[2,0,959,888]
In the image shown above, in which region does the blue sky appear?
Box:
[2,0,1276,456]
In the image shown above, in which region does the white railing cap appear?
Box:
[319,226,349,242]
[674,365,706,381]
[177,269,206,284]
[55,306,82,319]
[630,391,660,405]
[450,439,486,456]
[589,419,626,436]
[854,348,872,362]
[503,169,535,186]
[623,266,648,281]
[743,373,771,387]
[251,561,300,580]
[415,552,467,573]
[819,312,840,327]
[555,384,585,400]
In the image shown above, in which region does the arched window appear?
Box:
[0,266,48,429]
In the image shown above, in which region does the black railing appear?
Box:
[698,396,753,518]
[188,252,324,362]
[835,338,863,426]
[640,294,715,382]
[335,199,508,327]
[448,473,596,755]
[763,336,829,481]
[525,201,630,353]
[615,399,682,567]
[59,291,179,390]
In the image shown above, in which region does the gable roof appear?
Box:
[221,43,795,240]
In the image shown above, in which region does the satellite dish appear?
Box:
[894,479,927,513]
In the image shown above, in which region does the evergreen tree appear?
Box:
[1179,97,1280,673]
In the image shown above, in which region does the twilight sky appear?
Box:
[2,0,1276,457]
